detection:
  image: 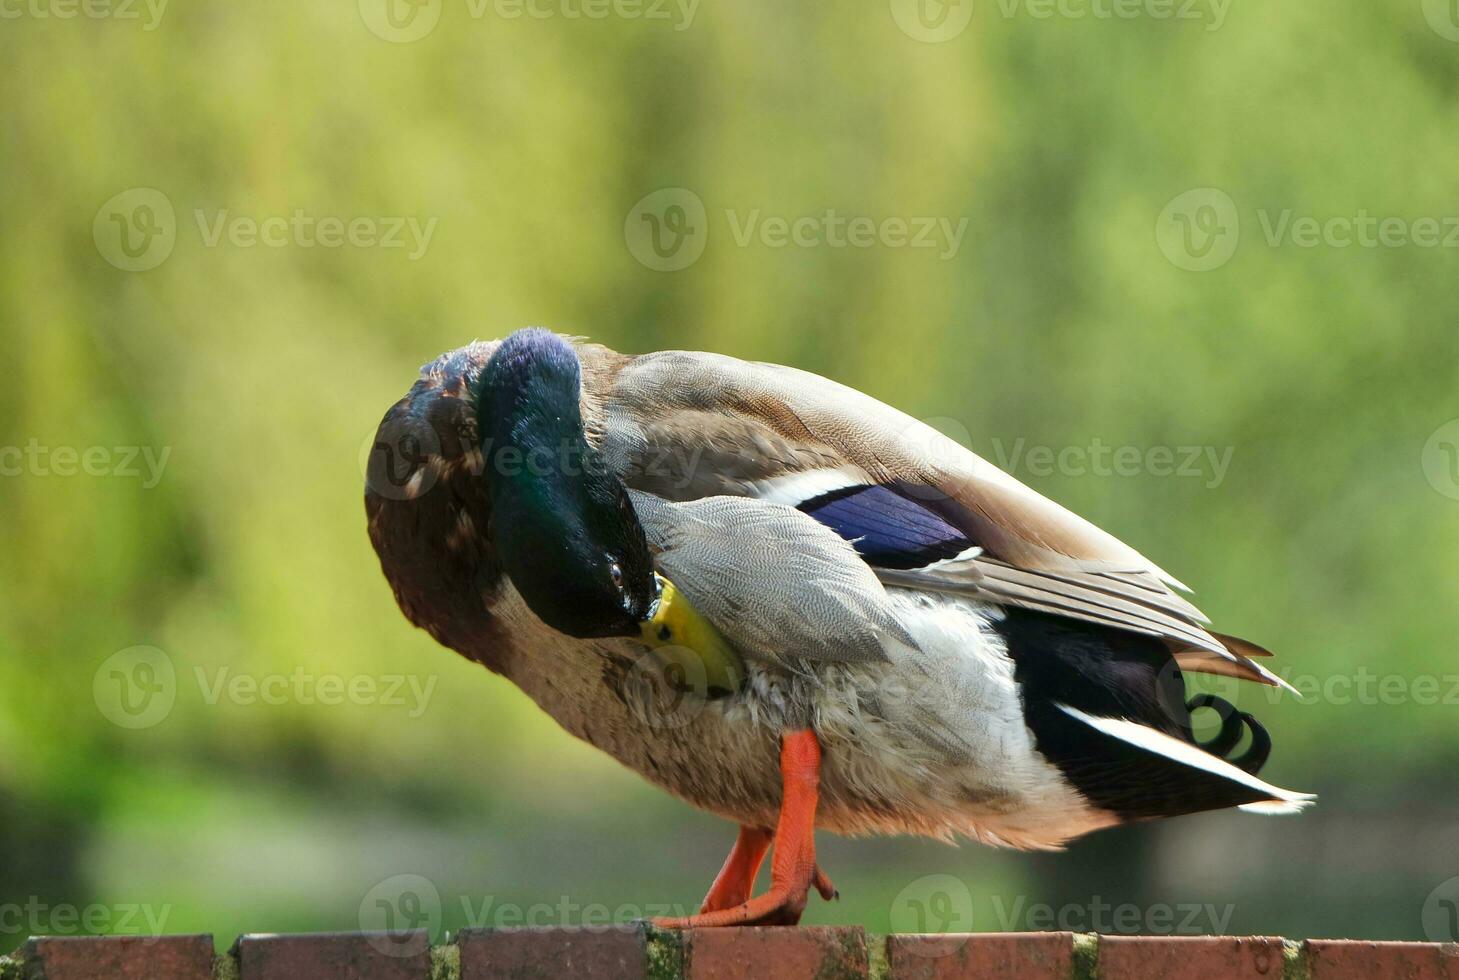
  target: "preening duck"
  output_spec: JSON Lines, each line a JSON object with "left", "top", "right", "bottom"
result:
{"left": 365, "top": 328, "right": 1312, "bottom": 928}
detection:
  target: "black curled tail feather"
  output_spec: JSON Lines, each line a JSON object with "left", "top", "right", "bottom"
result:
{"left": 1183, "top": 694, "right": 1272, "bottom": 776}
{"left": 997, "top": 607, "right": 1296, "bottom": 821}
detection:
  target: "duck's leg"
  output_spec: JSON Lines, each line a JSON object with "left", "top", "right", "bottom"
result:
{"left": 657, "top": 729, "right": 833, "bottom": 928}
{"left": 698, "top": 826, "right": 772, "bottom": 912}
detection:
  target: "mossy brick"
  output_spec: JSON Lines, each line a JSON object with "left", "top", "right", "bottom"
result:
{"left": 1097, "top": 935, "right": 1286, "bottom": 980}
{"left": 1306, "top": 939, "right": 1459, "bottom": 980}
{"left": 886, "top": 931, "right": 1074, "bottom": 979}
{"left": 21, "top": 935, "right": 214, "bottom": 980}
{"left": 684, "top": 926, "right": 867, "bottom": 980}
{"left": 457, "top": 925, "right": 649, "bottom": 980}
{"left": 233, "top": 931, "right": 431, "bottom": 980}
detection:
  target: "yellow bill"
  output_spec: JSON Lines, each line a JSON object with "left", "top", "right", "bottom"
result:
{"left": 639, "top": 574, "right": 746, "bottom": 699}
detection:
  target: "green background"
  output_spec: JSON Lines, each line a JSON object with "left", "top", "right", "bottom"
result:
{"left": 3, "top": 0, "right": 1458, "bottom": 950}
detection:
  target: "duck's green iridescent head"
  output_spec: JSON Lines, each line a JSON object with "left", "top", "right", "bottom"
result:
{"left": 475, "top": 329, "right": 657, "bottom": 639}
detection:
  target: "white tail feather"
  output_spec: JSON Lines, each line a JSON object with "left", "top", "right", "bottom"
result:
{"left": 1238, "top": 799, "right": 1314, "bottom": 815}
{"left": 1056, "top": 703, "right": 1315, "bottom": 811}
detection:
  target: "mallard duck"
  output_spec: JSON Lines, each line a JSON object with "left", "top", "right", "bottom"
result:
{"left": 365, "top": 328, "right": 1311, "bottom": 928}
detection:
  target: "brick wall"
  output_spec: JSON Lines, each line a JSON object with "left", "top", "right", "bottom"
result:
{"left": 4, "top": 929, "right": 1458, "bottom": 979}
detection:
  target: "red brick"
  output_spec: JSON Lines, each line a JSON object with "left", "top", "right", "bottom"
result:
{"left": 886, "top": 932, "right": 1073, "bottom": 979}
{"left": 234, "top": 931, "right": 431, "bottom": 979}
{"left": 22, "top": 934, "right": 214, "bottom": 980}
{"left": 1307, "top": 939, "right": 1459, "bottom": 979}
{"left": 1097, "top": 935, "right": 1286, "bottom": 980}
{"left": 685, "top": 926, "right": 867, "bottom": 980}
{"left": 457, "top": 926, "right": 650, "bottom": 980}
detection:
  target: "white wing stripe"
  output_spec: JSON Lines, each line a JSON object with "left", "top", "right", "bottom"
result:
{"left": 747, "top": 465, "right": 873, "bottom": 507}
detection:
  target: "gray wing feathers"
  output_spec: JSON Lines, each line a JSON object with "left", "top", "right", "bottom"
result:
{"left": 875, "top": 553, "right": 1291, "bottom": 688}
{"left": 601, "top": 345, "right": 1285, "bottom": 686}
{"left": 627, "top": 491, "right": 916, "bottom": 667}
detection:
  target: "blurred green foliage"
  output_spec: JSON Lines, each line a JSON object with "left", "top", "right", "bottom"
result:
{"left": 3, "top": 0, "right": 1458, "bottom": 952}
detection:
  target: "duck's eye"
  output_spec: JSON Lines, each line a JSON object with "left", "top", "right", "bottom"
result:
{"left": 657, "top": 625, "right": 672, "bottom": 642}
{"left": 609, "top": 562, "right": 624, "bottom": 588}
